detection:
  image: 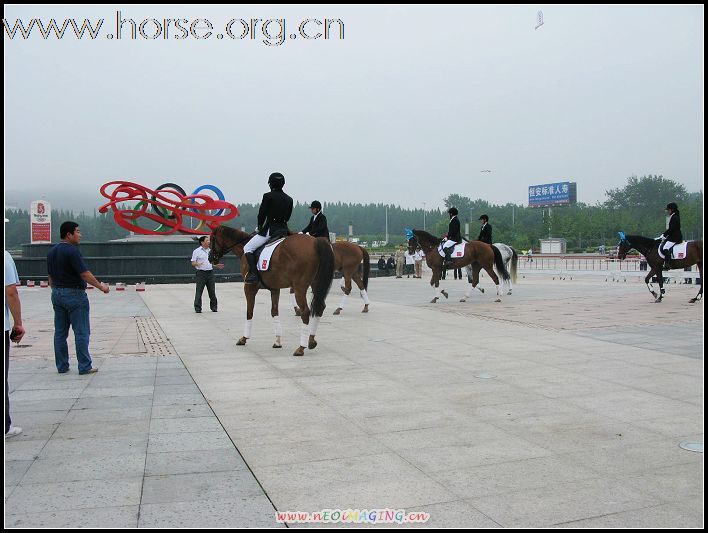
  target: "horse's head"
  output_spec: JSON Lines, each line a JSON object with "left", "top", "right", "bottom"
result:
{"left": 208, "top": 226, "right": 225, "bottom": 264}
{"left": 405, "top": 228, "right": 418, "bottom": 254}
{"left": 617, "top": 231, "right": 631, "bottom": 260}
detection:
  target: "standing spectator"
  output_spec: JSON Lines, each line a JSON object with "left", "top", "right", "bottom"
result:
{"left": 47, "top": 221, "right": 110, "bottom": 375}
{"left": 414, "top": 247, "right": 424, "bottom": 278}
{"left": 377, "top": 255, "right": 386, "bottom": 277}
{"left": 453, "top": 266, "right": 463, "bottom": 280}
{"left": 405, "top": 249, "right": 415, "bottom": 278}
{"left": 191, "top": 235, "right": 224, "bottom": 313}
{"left": 395, "top": 245, "right": 406, "bottom": 278}
{"left": 5, "top": 249, "right": 24, "bottom": 437}
{"left": 386, "top": 255, "right": 396, "bottom": 276}
{"left": 527, "top": 248, "right": 533, "bottom": 263}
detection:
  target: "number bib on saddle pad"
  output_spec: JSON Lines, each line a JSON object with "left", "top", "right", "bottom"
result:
{"left": 257, "top": 237, "right": 286, "bottom": 271}
{"left": 437, "top": 241, "right": 466, "bottom": 259}
{"left": 669, "top": 242, "right": 688, "bottom": 260}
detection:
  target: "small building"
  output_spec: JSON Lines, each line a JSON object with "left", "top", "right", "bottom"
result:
{"left": 540, "top": 238, "right": 566, "bottom": 254}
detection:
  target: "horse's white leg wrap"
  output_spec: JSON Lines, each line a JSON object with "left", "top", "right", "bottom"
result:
{"left": 272, "top": 316, "right": 282, "bottom": 336}
{"left": 360, "top": 289, "right": 370, "bottom": 304}
{"left": 244, "top": 319, "right": 253, "bottom": 338}
{"left": 309, "top": 317, "right": 320, "bottom": 336}
{"left": 300, "top": 324, "right": 309, "bottom": 347}
{"left": 464, "top": 284, "right": 473, "bottom": 299}
{"left": 338, "top": 293, "right": 348, "bottom": 309}
{"left": 291, "top": 292, "right": 298, "bottom": 308}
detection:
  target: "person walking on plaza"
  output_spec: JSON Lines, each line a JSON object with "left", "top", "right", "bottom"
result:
{"left": 477, "top": 214, "right": 493, "bottom": 245}
{"left": 414, "top": 246, "right": 424, "bottom": 278}
{"left": 300, "top": 201, "right": 330, "bottom": 240}
{"left": 395, "top": 245, "right": 406, "bottom": 278}
{"left": 191, "top": 235, "right": 224, "bottom": 313}
{"left": 405, "top": 248, "right": 415, "bottom": 278}
{"left": 47, "top": 221, "right": 110, "bottom": 375}
{"left": 5, "top": 249, "right": 24, "bottom": 437}
{"left": 243, "top": 172, "right": 293, "bottom": 283}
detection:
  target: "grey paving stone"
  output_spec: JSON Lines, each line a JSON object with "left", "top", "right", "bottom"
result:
{"left": 141, "top": 470, "right": 265, "bottom": 504}
{"left": 145, "top": 448, "right": 247, "bottom": 476}
{"left": 5, "top": 506, "right": 140, "bottom": 528}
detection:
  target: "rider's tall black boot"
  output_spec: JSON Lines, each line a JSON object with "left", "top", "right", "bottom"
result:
{"left": 244, "top": 252, "right": 259, "bottom": 283}
{"left": 443, "top": 248, "right": 453, "bottom": 267}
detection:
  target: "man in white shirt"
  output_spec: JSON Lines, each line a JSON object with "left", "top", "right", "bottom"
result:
{"left": 414, "top": 247, "right": 424, "bottom": 278}
{"left": 5, "top": 249, "right": 24, "bottom": 437}
{"left": 191, "top": 236, "right": 224, "bottom": 313}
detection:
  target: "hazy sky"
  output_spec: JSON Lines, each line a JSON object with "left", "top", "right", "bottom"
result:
{"left": 4, "top": 5, "right": 704, "bottom": 211}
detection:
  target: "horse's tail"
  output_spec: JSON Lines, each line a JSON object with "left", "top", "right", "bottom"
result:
{"left": 510, "top": 247, "right": 518, "bottom": 284}
{"left": 492, "top": 245, "right": 510, "bottom": 281}
{"left": 360, "top": 246, "right": 370, "bottom": 290}
{"left": 310, "top": 239, "right": 335, "bottom": 317}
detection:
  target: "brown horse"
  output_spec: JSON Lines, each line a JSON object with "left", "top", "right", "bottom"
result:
{"left": 407, "top": 229, "right": 509, "bottom": 303}
{"left": 617, "top": 232, "right": 703, "bottom": 303}
{"left": 209, "top": 226, "right": 335, "bottom": 356}
{"left": 291, "top": 241, "right": 371, "bottom": 315}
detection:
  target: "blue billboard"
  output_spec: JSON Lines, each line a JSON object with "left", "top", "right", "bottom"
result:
{"left": 528, "top": 182, "right": 577, "bottom": 207}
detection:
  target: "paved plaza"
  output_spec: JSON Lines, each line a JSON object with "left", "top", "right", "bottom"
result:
{"left": 4, "top": 273, "right": 704, "bottom": 527}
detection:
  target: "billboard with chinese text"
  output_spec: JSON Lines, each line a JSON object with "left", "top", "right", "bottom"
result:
{"left": 528, "top": 182, "right": 577, "bottom": 207}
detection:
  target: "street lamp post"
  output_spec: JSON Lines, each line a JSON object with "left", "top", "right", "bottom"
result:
{"left": 422, "top": 202, "right": 426, "bottom": 231}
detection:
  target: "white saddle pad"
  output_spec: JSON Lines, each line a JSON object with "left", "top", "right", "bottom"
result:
{"left": 257, "top": 238, "right": 286, "bottom": 271}
{"left": 437, "top": 241, "right": 466, "bottom": 259}
{"left": 670, "top": 242, "right": 688, "bottom": 260}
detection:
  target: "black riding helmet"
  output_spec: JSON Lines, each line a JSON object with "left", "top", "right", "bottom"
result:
{"left": 268, "top": 172, "right": 285, "bottom": 190}
{"left": 309, "top": 200, "right": 322, "bottom": 210}
{"left": 479, "top": 214, "right": 489, "bottom": 222}
{"left": 447, "top": 207, "right": 458, "bottom": 216}
{"left": 665, "top": 202, "right": 678, "bottom": 211}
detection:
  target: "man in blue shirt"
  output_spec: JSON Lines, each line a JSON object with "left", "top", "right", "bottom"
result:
{"left": 47, "top": 221, "right": 110, "bottom": 375}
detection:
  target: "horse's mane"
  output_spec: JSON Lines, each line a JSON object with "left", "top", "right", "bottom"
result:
{"left": 413, "top": 229, "right": 441, "bottom": 246}
{"left": 216, "top": 225, "right": 252, "bottom": 244}
{"left": 626, "top": 235, "right": 658, "bottom": 249}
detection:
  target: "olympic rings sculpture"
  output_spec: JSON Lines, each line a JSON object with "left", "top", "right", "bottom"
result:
{"left": 99, "top": 181, "right": 239, "bottom": 235}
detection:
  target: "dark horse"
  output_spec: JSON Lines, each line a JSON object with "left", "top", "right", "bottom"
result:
{"left": 291, "top": 241, "right": 371, "bottom": 316}
{"left": 407, "top": 229, "right": 509, "bottom": 303}
{"left": 617, "top": 232, "right": 703, "bottom": 303}
{"left": 209, "top": 226, "right": 335, "bottom": 356}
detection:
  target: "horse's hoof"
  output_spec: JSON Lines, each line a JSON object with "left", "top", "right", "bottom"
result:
{"left": 689, "top": 298, "right": 697, "bottom": 303}
{"left": 340, "top": 286, "right": 347, "bottom": 293}
{"left": 495, "top": 298, "right": 502, "bottom": 303}
{"left": 654, "top": 298, "right": 662, "bottom": 303}
{"left": 294, "top": 307, "right": 301, "bottom": 316}
{"left": 236, "top": 337, "right": 247, "bottom": 346}
{"left": 479, "top": 288, "right": 485, "bottom": 293}
{"left": 459, "top": 298, "right": 466, "bottom": 302}
{"left": 272, "top": 343, "right": 282, "bottom": 349}
{"left": 430, "top": 298, "right": 438, "bottom": 303}
{"left": 293, "top": 347, "right": 305, "bottom": 356}
{"left": 507, "top": 291, "right": 512, "bottom": 295}
{"left": 441, "top": 290, "right": 449, "bottom": 299}
{"left": 308, "top": 340, "right": 318, "bottom": 350}
{"left": 361, "top": 305, "right": 369, "bottom": 313}
{"left": 333, "top": 308, "right": 342, "bottom": 315}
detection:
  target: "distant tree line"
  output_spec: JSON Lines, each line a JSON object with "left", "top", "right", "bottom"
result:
{"left": 4, "top": 175, "right": 702, "bottom": 253}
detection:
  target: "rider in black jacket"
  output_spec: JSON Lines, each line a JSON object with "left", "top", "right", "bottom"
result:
{"left": 660, "top": 202, "right": 682, "bottom": 269}
{"left": 300, "top": 201, "right": 330, "bottom": 240}
{"left": 477, "top": 214, "right": 492, "bottom": 245}
{"left": 243, "top": 172, "right": 293, "bottom": 283}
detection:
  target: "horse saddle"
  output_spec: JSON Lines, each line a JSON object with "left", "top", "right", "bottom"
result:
{"left": 437, "top": 241, "right": 466, "bottom": 259}
{"left": 255, "top": 237, "right": 286, "bottom": 271}
{"left": 667, "top": 242, "right": 688, "bottom": 260}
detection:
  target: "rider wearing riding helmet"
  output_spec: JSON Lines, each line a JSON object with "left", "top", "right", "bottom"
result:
{"left": 442, "top": 207, "right": 462, "bottom": 266}
{"left": 243, "top": 172, "right": 293, "bottom": 283}
{"left": 477, "top": 214, "right": 493, "bottom": 245}
{"left": 659, "top": 202, "right": 682, "bottom": 269}
{"left": 300, "top": 200, "right": 330, "bottom": 240}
